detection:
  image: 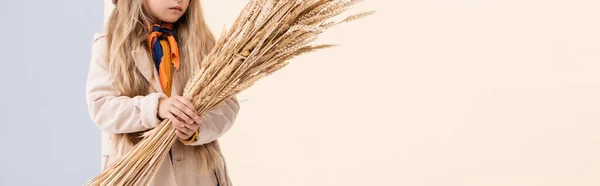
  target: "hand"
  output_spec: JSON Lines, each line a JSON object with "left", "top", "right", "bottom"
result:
{"left": 174, "top": 115, "right": 203, "bottom": 140}
{"left": 157, "top": 96, "right": 204, "bottom": 140}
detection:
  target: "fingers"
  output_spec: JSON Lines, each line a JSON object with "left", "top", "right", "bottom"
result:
{"left": 175, "top": 130, "right": 188, "bottom": 139}
{"left": 166, "top": 114, "right": 186, "bottom": 129}
{"left": 193, "top": 115, "right": 204, "bottom": 126}
{"left": 175, "top": 123, "right": 195, "bottom": 137}
{"left": 174, "top": 96, "right": 198, "bottom": 118}
{"left": 186, "top": 121, "right": 201, "bottom": 132}
{"left": 169, "top": 106, "right": 194, "bottom": 124}
{"left": 171, "top": 116, "right": 195, "bottom": 139}
{"left": 164, "top": 96, "right": 202, "bottom": 140}
{"left": 176, "top": 116, "right": 200, "bottom": 136}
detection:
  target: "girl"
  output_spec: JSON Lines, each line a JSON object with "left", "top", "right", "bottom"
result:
{"left": 86, "top": 0, "right": 239, "bottom": 185}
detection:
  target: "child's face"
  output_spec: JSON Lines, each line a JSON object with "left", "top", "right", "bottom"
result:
{"left": 144, "top": 0, "right": 190, "bottom": 23}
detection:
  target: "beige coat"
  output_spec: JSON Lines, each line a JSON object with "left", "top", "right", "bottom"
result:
{"left": 86, "top": 33, "right": 239, "bottom": 186}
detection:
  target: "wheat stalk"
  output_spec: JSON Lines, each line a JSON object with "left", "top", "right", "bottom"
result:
{"left": 86, "top": 0, "right": 373, "bottom": 185}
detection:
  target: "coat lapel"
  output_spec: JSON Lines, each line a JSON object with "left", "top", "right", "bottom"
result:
{"left": 131, "top": 47, "right": 164, "bottom": 94}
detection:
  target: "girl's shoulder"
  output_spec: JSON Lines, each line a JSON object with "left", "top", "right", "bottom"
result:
{"left": 93, "top": 32, "right": 107, "bottom": 45}
{"left": 92, "top": 32, "right": 108, "bottom": 56}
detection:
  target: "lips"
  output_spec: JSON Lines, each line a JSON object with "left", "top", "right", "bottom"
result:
{"left": 169, "top": 6, "right": 183, "bottom": 12}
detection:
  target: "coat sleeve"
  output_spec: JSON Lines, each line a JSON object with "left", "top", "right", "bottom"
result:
{"left": 86, "top": 34, "right": 166, "bottom": 134}
{"left": 182, "top": 96, "right": 240, "bottom": 146}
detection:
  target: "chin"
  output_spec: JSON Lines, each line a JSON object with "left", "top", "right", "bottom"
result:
{"left": 160, "top": 16, "right": 182, "bottom": 23}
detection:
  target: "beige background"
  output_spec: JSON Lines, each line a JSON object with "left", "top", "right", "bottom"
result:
{"left": 104, "top": 1, "right": 600, "bottom": 185}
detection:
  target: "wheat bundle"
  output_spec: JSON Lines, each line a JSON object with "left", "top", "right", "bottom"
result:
{"left": 86, "top": 0, "right": 373, "bottom": 185}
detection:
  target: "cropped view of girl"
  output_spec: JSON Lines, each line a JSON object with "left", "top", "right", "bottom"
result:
{"left": 85, "top": 0, "right": 240, "bottom": 185}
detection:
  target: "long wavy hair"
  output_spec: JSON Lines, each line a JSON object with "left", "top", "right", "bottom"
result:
{"left": 105, "top": 0, "right": 222, "bottom": 171}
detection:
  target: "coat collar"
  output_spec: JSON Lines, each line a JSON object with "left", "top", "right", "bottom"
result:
{"left": 131, "top": 46, "right": 164, "bottom": 94}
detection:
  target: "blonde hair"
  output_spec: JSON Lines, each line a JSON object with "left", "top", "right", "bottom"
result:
{"left": 105, "top": 0, "right": 221, "bottom": 171}
{"left": 106, "top": 0, "right": 215, "bottom": 96}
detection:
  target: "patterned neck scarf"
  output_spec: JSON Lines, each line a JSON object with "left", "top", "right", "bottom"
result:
{"left": 147, "top": 23, "right": 181, "bottom": 97}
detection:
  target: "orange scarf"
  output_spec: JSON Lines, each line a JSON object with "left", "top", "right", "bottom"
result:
{"left": 147, "top": 23, "right": 180, "bottom": 97}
